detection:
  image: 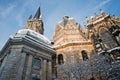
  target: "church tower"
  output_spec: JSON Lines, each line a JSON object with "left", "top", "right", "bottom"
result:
{"left": 25, "top": 7, "right": 44, "bottom": 34}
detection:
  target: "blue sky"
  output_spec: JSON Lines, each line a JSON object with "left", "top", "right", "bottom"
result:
{"left": 0, "top": 0, "right": 120, "bottom": 50}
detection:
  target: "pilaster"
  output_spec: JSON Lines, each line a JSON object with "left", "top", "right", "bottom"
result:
{"left": 17, "top": 52, "right": 26, "bottom": 80}
{"left": 42, "top": 59, "right": 47, "bottom": 80}
{"left": 47, "top": 61, "right": 52, "bottom": 80}
{"left": 25, "top": 55, "right": 33, "bottom": 80}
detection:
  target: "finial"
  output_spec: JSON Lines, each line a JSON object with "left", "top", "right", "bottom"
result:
{"left": 112, "top": 14, "right": 115, "bottom": 17}
{"left": 94, "top": 13, "right": 98, "bottom": 17}
{"left": 85, "top": 16, "right": 89, "bottom": 23}
{"left": 84, "top": 24, "right": 87, "bottom": 29}
{"left": 99, "top": 9, "right": 103, "bottom": 13}
{"left": 90, "top": 16, "right": 94, "bottom": 20}
{"left": 99, "top": 9, "right": 106, "bottom": 16}
{"left": 63, "top": 16, "right": 69, "bottom": 19}
{"left": 85, "top": 16, "right": 89, "bottom": 21}
{"left": 83, "top": 22, "right": 86, "bottom": 28}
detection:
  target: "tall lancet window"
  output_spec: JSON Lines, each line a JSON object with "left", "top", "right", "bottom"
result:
{"left": 58, "top": 54, "right": 64, "bottom": 65}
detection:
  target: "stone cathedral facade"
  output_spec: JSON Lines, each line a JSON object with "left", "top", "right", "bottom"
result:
{"left": 54, "top": 9, "right": 120, "bottom": 80}
{"left": 0, "top": 6, "right": 120, "bottom": 80}
{"left": 54, "top": 9, "right": 120, "bottom": 64}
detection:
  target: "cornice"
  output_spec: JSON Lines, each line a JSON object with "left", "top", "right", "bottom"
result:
{"left": 54, "top": 41, "right": 92, "bottom": 49}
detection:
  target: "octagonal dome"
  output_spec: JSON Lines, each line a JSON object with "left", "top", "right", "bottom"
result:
{"left": 15, "top": 29, "right": 51, "bottom": 44}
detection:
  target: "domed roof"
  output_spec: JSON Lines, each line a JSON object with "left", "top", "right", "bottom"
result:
{"left": 16, "top": 29, "right": 51, "bottom": 44}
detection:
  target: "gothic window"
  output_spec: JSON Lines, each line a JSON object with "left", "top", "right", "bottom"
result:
{"left": 58, "top": 54, "right": 64, "bottom": 65}
{"left": 81, "top": 50, "right": 88, "bottom": 61}
{"left": 99, "top": 28, "right": 117, "bottom": 49}
{"left": 33, "top": 58, "right": 41, "bottom": 69}
{"left": 110, "top": 25, "right": 120, "bottom": 45}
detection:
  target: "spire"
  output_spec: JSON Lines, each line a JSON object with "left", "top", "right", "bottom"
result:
{"left": 34, "top": 7, "right": 41, "bottom": 19}
{"left": 28, "top": 15, "right": 32, "bottom": 20}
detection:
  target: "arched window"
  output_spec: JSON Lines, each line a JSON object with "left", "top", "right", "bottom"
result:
{"left": 99, "top": 27, "right": 117, "bottom": 49}
{"left": 81, "top": 50, "right": 88, "bottom": 61}
{"left": 58, "top": 54, "right": 64, "bottom": 65}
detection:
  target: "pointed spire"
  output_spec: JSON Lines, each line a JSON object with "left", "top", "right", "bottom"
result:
{"left": 34, "top": 7, "right": 41, "bottom": 19}
{"left": 28, "top": 15, "right": 32, "bottom": 20}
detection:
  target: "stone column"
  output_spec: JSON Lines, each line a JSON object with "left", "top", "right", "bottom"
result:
{"left": 25, "top": 55, "right": 33, "bottom": 80}
{"left": 47, "top": 61, "right": 52, "bottom": 80}
{"left": 42, "top": 59, "right": 47, "bottom": 80}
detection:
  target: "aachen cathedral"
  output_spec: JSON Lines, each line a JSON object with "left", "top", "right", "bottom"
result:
{"left": 0, "top": 7, "right": 120, "bottom": 80}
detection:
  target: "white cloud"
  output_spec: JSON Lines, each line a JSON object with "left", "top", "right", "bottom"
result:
{"left": 92, "top": 0, "right": 111, "bottom": 10}
{"left": 15, "top": 0, "right": 34, "bottom": 28}
{"left": 0, "top": 4, "right": 16, "bottom": 18}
